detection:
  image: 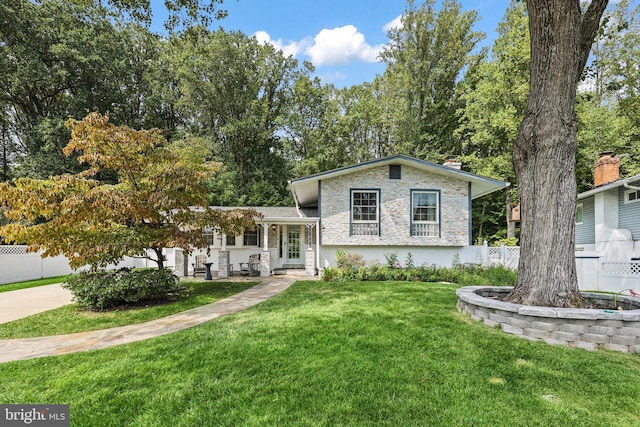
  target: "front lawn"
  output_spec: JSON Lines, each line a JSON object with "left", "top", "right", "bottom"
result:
{"left": 1, "top": 281, "right": 639, "bottom": 426}
{"left": 0, "top": 275, "right": 71, "bottom": 293}
{"left": 0, "top": 280, "right": 256, "bottom": 338}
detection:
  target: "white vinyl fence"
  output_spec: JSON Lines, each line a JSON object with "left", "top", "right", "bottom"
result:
{"left": 0, "top": 245, "right": 153, "bottom": 285}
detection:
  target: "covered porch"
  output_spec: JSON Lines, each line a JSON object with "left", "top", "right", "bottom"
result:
{"left": 214, "top": 207, "right": 320, "bottom": 278}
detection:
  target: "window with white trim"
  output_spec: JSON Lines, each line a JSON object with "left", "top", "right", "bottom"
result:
{"left": 625, "top": 188, "right": 640, "bottom": 204}
{"left": 243, "top": 226, "right": 261, "bottom": 247}
{"left": 411, "top": 191, "right": 439, "bottom": 237}
{"left": 575, "top": 203, "right": 584, "bottom": 224}
{"left": 351, "top": 190, "right": 379, "bottom": 235}
{"left": 202, "top": 228, "right": 215, "bottom": 246}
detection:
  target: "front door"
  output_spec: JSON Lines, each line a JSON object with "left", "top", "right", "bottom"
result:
{"left": 286, "top": 226, "right": 301, "bottom": 264}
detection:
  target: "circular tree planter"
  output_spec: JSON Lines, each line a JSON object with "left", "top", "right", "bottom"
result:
{"left": 456, "top": 286, "right": 640, "bottom": 353}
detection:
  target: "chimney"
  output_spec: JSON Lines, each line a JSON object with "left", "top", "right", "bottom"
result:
{"left": 594, "top": 151, "right": 619, "bottom": 187}
{"left": 443, "top": 155, "right": 462, "bottom": 170}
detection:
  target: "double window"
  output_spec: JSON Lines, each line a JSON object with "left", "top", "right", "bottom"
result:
{"left": 411, "top": 190, "right": 439, "bottom": 237}
{"left": 351, "top": 190, "right": 379, "bottom": 236}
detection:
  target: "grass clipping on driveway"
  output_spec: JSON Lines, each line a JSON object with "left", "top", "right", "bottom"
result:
{"left": 0, "top": 280, "right": 256, "bottom": 338}
{"left": 1, "top": 281, "right": 640, "bottom": 426}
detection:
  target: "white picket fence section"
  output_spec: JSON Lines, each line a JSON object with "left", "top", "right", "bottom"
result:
{"left": 486, "top": 245, "right": 520, "bottom": 269}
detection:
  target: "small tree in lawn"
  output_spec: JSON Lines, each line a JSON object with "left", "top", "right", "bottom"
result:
{"left": 0, "top": 112, "right": 256, "bottom": 269}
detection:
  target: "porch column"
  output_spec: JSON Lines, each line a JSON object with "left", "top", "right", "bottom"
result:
{"left": 173, "top": 248, "right": 186, "bottom": 278}
{"left": 316, "top": 220, "right": 321, "bottom": 273}
{"left": 218, "top": 250, "right": 230, "bottom": 278}
{"left": 262, "top": 223, "right": 269, "bottom": 250}
{"left": 305, "top": 247, "right": 316, "bottom": 276}
{"left": 306, "top": 223, "right": 317, "bottom": 276}
{"left": 260, "top": 250, "right": 271, "bottom": 277}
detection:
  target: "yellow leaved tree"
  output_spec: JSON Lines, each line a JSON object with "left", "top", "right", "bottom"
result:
{"left": 0, "top": 112, "right": 256, "bottom": 269}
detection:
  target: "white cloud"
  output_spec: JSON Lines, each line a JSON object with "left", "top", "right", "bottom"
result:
{"left": 253, "top": 25, "right": 385, "bottom": 68}
{"left": 383, "top": 15, "right": 403, "bottom": 33}
{"left": 252, "top": 31, "right": 311, "bottom": 58}
{"left": 304, "top": 25, "right": 385, "bottom": 66}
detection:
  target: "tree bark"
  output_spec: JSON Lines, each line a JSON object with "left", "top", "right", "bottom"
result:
{"left": 508, "top": 0, "right": 608, "bottom": 307}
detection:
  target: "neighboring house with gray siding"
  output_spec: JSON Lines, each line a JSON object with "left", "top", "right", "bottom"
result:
{"left": 575, "top": 152, "right": 640, "bottom": 291}
{"left": 192, "top": 155, "right": 507, "bottom": 278}
{"left": 576, "top": 175, "right": 640, "bottom": 259}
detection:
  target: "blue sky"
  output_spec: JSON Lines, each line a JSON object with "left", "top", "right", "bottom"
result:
{"left": 148, "top": 0, "right": 622, "bottom": 88}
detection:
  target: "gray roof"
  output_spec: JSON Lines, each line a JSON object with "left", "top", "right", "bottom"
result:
{"left": 289, "top": 154, "right": 509, "bottom": 208}
{"left": 577, "top": 174, "right": 640, "bottom": 200}
{"left": 210, "top": 206, "right": 317, "bottom": 221}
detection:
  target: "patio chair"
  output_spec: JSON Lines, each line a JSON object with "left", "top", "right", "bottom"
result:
{"left": 192, "top": 254, "right": 207, "bottom": 277}
{"left": 240, "top": 254, "right": 261, "bottom": 276}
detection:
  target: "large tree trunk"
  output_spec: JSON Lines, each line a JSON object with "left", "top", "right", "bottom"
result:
{"left": 508, "top": 0, "right": 608, "bottom": 307}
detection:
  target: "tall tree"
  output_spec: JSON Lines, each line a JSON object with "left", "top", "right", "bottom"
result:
{"left": 379, "top": 0, "right": 484, "bottom": 160}
{"left": 583, "top": 0, "right": 640, "bottom": 177}
{"left": 457, "top": 0, "right": 530, "bottom": 243}
{"left": 0, "top": 0, "right": 165, "bottom": 178}
{"left": 336, "top": 83, "right": 391, "bottom": 162}
{"left": 281, "top": 75, "right": 341, "bottom": 177}
{"left": 172, "top": 29, "right": 301, "bottom": 205}
{"left": 508, "top": 0, "right": 609, "bottom": 307}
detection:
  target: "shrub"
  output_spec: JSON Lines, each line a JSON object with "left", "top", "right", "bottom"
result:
{"left": 63, "top": 268, "right": 187, "bottom": 310}
{"left": 384, "top": 252, "right": 400, "bottom": 268}
{"left": 405, "top": 252, "right": 415, "bottom": 269}
{"left": 335, "top": 249, "right": 366, "bottom": 271}
{"left": 322, "top": 262, "right": 517, "bottom": 286}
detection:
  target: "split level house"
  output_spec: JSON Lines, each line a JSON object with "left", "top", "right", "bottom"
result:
{"left": 182, "top": 154, "right": 508, "bottom": 277}
{"left": 575, "top": 152, "right": 640, "bottom": 291}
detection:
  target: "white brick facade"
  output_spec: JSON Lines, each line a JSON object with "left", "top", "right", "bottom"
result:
{"left": 319, "top": 164, "right": 470, "bottom": 246}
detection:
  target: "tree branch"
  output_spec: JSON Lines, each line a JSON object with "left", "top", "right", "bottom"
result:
{"left": 577, "top": 0, "right": 610, "bottom": 82}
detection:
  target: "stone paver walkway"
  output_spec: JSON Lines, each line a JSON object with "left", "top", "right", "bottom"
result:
{"left": 0, "top": 276, "right": 298, "bottom": 363}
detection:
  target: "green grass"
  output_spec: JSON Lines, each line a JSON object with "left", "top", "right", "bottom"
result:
{"left": 0, "top": 280, "right": 256, "bottom": 338}
{"left": 1, "top": 281, "right": 639, "bottom": 426}
{"left": 0, "top": 275, "right": 71, "bottom": 293}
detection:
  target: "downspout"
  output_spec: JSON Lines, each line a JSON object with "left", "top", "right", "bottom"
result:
{"left": 624, "top": 182, "right": 640, "bottom": 191}
{"left": 288, "top": 180, "right": 303, "bottom": 218}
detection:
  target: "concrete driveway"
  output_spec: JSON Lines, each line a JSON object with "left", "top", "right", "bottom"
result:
{"left": 0, "top": 284, "right": 73, "bottom": 324}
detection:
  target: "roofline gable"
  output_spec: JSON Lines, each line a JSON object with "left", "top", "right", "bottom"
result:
{"left": 577, "top": 174, "right": 640, "bottom": 200}
{"left": 289, "top": 154, "right": 509, "bottom": 207}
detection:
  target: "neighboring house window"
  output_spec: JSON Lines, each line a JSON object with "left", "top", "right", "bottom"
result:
{"left": 243, "top": 226, "right": 261, "bottom": 247}
{"left": 576, "top": 203, "right": 583, "bottom": 224}
{"left": 351, "top": 190, "right": 379, "bottom": 236}
{"left": 625, "top": 188, "right": 640, "bottom": 204}
{"left": 411, "top": 190, "right": 439, "bottom": 237}
{"left": 226, "top": 235, "right": 236, "bottom": 246}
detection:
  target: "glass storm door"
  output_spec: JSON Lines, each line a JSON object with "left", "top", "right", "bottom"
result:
{"left": 286, "top": 226, "right": 301, "bottom": 263}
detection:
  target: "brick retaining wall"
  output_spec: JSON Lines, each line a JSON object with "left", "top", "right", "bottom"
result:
{"left": 456, "top": 286, "right": 640, "bottom": 353}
